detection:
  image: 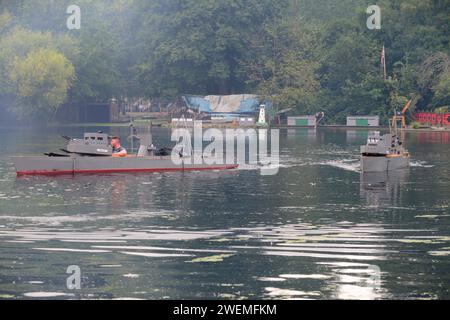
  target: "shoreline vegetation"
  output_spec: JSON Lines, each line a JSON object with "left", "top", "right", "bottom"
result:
{"left": 0, "top": 1, "right": 450, "bottom": 125}
{"left": 1, "top": 121, "right": 448, "bottom": 133}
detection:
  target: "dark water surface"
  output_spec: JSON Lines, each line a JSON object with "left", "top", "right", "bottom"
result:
{"left": 0, "top": 126, "right": 449, "bottom": 299}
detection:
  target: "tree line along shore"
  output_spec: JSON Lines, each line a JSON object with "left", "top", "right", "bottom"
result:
{"left": 0, "top": 0, "right": 449, "bottom": 125}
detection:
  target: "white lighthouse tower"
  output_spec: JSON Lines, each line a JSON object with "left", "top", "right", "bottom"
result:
{"left": 257, "top": 104, "right": 268, "bottom": 127}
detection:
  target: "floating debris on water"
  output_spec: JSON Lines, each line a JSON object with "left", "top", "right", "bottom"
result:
{"left": 190, "top": 253, "right": 235, "bottom": 263}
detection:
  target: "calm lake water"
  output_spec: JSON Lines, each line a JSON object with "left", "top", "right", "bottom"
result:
{"left": 0, "top": 125, "right": 449, "bottom": 300}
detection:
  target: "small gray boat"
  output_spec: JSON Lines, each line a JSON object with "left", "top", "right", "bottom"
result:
{"left": 360, "top": 119, "right": 410, "bottom": 172}
{"left": 13, "top": 131, "right": 238, "bottom": 176}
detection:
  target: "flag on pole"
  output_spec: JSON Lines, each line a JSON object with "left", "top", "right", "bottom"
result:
{"left": 381, "top": 45, "right": 386, "bottom": 80}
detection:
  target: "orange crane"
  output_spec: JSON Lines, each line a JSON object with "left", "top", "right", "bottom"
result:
{"left": 400, "top": 98, "right": 414, "bottom": 128}
{"left": 391, "top": 97, "right": 414, "bottom": 129}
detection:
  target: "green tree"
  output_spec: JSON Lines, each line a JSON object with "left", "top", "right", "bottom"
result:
{"left": 433, "top": 72, "right": 450, "bottom": 108}
{"left": 0, "top": 9, "right": 12, "bottom": 33}
{"left": 2, "top": 0, "right": 450, "bottom": 124}
{"left": 246, "top": 16, "right": 321, "bottom": 113}
{"left": 0, "top": 27, "right": 78, "bottom": 94}
{"left": 9, "top": 48, "right": 75, "bottom": 121}
{"left": 135, "top": 0, "right": 287, "bottom": 99}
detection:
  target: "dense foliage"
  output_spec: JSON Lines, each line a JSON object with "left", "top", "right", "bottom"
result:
{"left": 0, "top": 0, "right": 449, "bottom": 123}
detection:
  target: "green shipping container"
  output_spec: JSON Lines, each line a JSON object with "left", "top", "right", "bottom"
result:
{"left": 295, "top": 119, "right": 309, "bottom": 126}
{"left": 356, "top": 119, "right": 369, "bottom": 126}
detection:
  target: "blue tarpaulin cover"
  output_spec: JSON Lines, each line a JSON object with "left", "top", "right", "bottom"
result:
{"left": 182, "top": 94, "right": 272, "bottom": 114}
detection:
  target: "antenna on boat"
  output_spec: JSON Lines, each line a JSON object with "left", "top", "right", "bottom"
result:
{"left": 175, "top": 114, "right": 193, "bottom": 157}
{"left": 127, "top": 120, "right": 139, "bottom": 153}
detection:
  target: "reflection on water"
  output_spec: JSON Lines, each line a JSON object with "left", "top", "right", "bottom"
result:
{"left": 0, "top": 126, "right": 450, "bottom": 299}
{"left": 287, "top": 128, "right": 317, "bottom": 141}
{"left": 360, "top": 170, "right": 409, "bottom": 208}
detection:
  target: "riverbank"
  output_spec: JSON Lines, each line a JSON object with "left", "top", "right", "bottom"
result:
{"left": 69, "top": 124, "right": 449, "bottom": 134}
{"left": 1, "top": 121, "right": 449, "bottom": 132}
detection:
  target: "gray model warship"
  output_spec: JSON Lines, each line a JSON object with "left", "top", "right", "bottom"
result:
{"left": 360, "top": 114, "right": 410, "bottom": 172}
{"left": 13, "top": 129, "right": 238, "bottom": 176}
